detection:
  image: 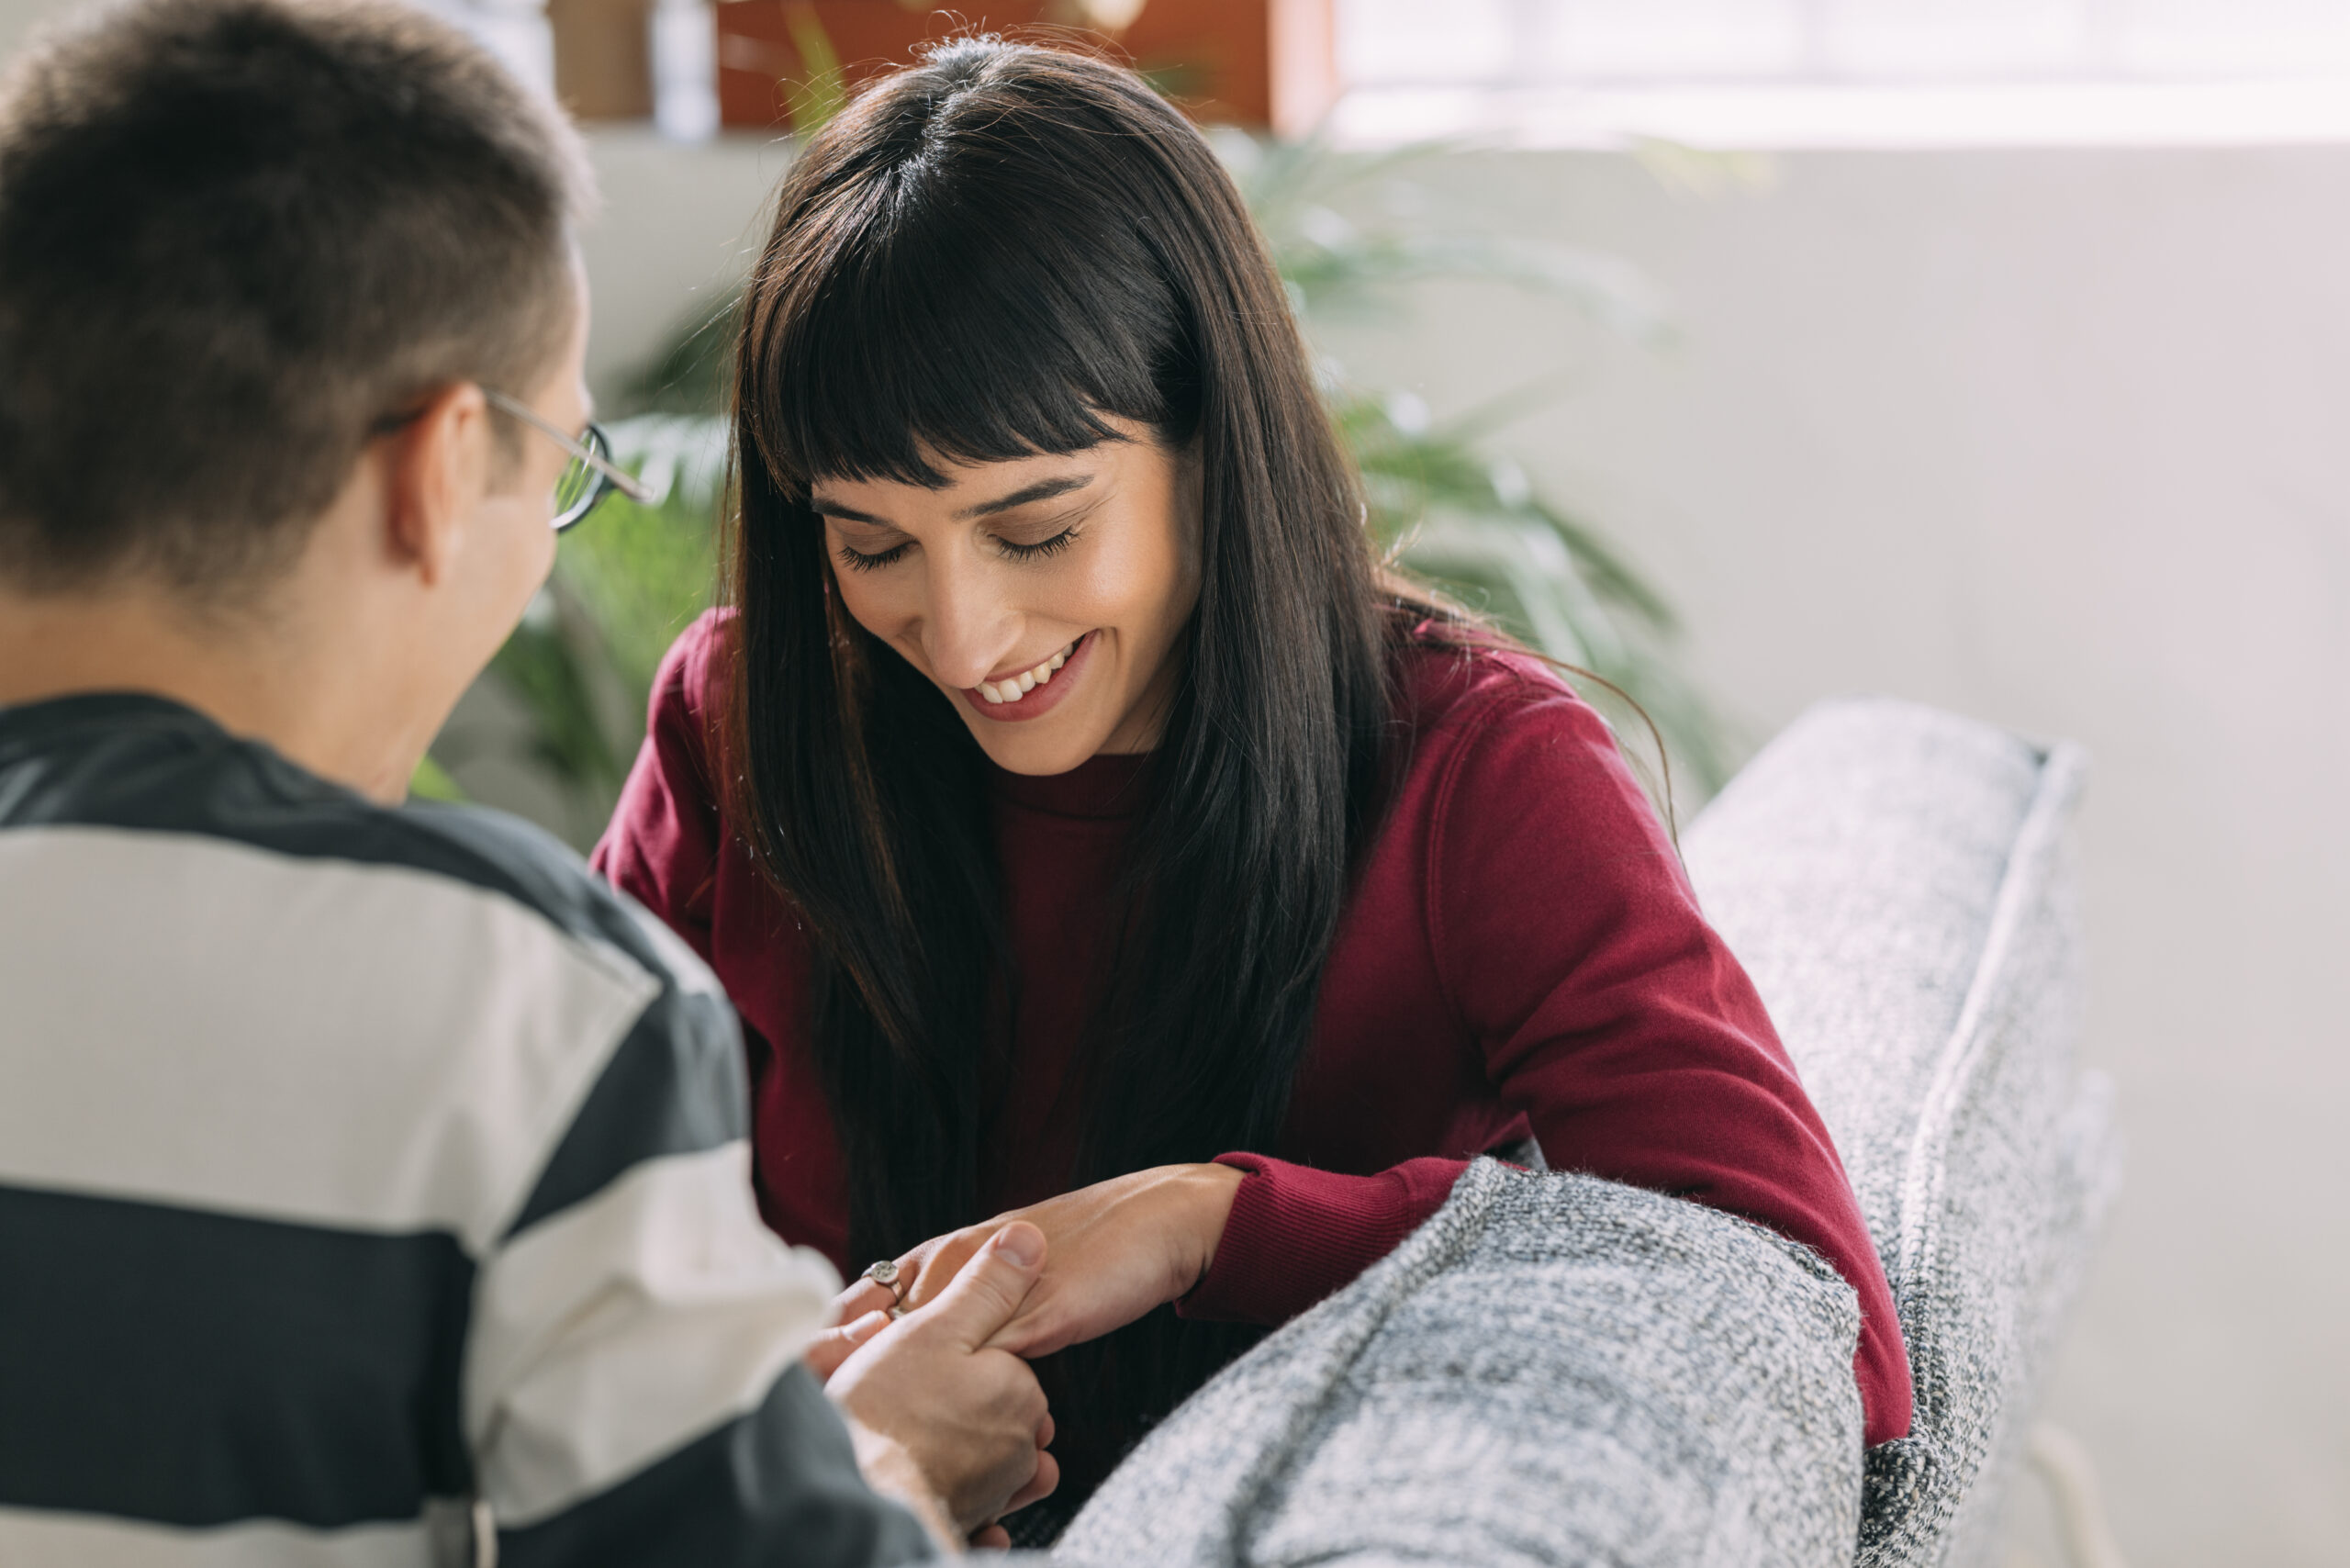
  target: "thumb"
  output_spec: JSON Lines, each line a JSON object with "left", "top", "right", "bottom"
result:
{"left": 923, "top": 1222, "right": 1046, "bottom": 1350}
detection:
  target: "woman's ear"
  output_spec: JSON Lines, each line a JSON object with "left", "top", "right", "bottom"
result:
{"left": 383, "top": 382, "right": 491, "bottom": 588}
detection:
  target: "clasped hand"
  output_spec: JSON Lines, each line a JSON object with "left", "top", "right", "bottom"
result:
{"left": 856, "top": 1162, "right": 1247, "bottom": 1360}
{"left": 806, "top": 1165, "right": 1245, "bottom": 1545}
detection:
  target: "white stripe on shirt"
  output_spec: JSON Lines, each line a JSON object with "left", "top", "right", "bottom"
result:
{"left": 0, "top": 826, "right": 659, "bottom": 1254}
{"left": 466, "top": 1141, "right": 840, "bottom": 1527}
{"left": 0, "top": 1505, "right": 446, "bottom": 1568}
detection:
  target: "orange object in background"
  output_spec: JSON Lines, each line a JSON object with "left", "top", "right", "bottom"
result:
{"left": 714, "top": 0, "right": 1337, "bottom": 135}
{"left": 552, "top": 0, "right": 656, "bottom": 119}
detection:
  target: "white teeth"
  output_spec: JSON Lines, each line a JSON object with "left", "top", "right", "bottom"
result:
{"left": 975, "top": 641, "right": 1079, "bottom": 707}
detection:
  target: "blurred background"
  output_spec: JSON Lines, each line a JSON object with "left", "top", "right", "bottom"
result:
{"left": 4, "top": 0, "right": 2343, "bottom": 1562}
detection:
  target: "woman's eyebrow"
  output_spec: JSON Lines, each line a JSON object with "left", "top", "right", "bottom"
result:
{"left": 810, "top": 474, "right": 1092, "bottom": 526}
{"left": 955, "top": 474, "right": 1091, "bottom": 520}
{"left": 808, "top": 495, "right": 893, "bottom": 526}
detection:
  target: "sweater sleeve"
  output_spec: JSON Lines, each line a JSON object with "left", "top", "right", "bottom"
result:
{"left": 591, "top": 611, "right": 727, "bottom": 967}
{"left": 1182, "top": 676, "right": 1912, "bottom": 1447}
{"left": 1179, "top": 1154, "right": 1470, "bottom": 1327}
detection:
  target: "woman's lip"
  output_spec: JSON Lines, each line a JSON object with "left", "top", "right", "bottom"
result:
{"left": 960, "top": 631, "right": 1095, "bottom": 723}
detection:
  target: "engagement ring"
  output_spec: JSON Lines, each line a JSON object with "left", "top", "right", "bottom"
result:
{"left": 861, "top": 1259, "right": 908, "bottom": 1318}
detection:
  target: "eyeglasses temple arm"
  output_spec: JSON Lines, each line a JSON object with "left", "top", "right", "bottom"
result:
{"left": 483, "top": 388, "right": 657, "bottom": 505}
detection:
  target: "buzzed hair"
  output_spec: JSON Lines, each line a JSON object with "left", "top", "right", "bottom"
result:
{"left": 0, "top": 0, "right": 593, "bottom": 597}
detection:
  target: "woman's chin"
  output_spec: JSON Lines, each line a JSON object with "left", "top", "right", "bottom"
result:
{"left": 951, "top": 630, "right": 1125, "bottom": 774}
{"left": 965, "top": 712, "right": 1110, "bottom": 777}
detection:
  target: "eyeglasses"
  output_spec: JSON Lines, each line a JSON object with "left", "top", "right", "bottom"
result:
{"left": 371, "top": 388, "right": 655, "bottom": 532}
{"left": 481, "top": 389, "right": 655, "bottom": 532}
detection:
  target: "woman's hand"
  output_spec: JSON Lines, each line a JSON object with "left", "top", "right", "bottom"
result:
{"left": 828, "top": 1223, "right": 1059, "bottom": 1540}
{"left": 890, "top": 1163, "right": 1247, "bottom": 1360}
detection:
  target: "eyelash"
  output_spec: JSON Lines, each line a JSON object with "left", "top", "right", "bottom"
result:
{"left": 835, "top": 542, "right": 911, "bottom": 573}
{"left": 1000, "top": 525, "right": 1081, "bottom": 563}
{"left": 834, "top": 525, "right": 1081, "bottom": 574}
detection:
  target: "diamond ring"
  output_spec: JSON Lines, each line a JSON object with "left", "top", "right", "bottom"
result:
{"left": 861, "top": 1258, "right": 908, "bottom": 1318}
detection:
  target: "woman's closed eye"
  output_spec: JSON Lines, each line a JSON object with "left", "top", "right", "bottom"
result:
{"left": 833, "top": 522, "right": 1084, "bottom": 573}
{"left": 835, "top": 538, "right": 912, "bottom": 573}
{"left": 997, "top": 523, "right": 1081, "bottom": 563}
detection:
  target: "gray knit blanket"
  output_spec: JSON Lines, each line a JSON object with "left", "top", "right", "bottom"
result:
{"left": 1045, "top": 699, "right": 2118, "bottom": 1568}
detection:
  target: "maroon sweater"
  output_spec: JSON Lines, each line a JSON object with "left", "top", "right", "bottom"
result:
{"left": 594, "top": 611, "right": 1911, "bottom": 1446}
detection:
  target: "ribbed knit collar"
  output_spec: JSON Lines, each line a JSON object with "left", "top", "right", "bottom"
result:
{"left": 987, "top": 748, "right": 1153, "bottom": 822}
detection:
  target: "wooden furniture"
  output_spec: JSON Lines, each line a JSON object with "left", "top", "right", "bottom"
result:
{"left": 711, "top": 0, "right": 1336, "bottom": 133}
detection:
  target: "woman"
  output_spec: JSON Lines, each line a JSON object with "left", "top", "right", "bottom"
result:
{"left": 595, "top": 36, "right": 1908, "bottom": 1526}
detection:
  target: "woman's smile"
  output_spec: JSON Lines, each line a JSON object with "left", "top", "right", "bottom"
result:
{"left": 962, "top": 631, "right": 1095, "bottom": 721}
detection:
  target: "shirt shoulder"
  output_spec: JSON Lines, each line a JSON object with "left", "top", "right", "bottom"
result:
{"left": 649, "top": 606, "right": 736, "bottom": 738}
{"left": 2, "top": 689, "right": 697, "bottom": 989}
{"left": 1383, "top": 637, "right": 1639, "bottom": 822}
{"left": 0, "top": 693, "right": 740, "bottom": 1244}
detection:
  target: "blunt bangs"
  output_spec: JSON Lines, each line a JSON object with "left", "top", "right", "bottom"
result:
{"left": 749, "top": 124, "right": 1199, "bottom": 492}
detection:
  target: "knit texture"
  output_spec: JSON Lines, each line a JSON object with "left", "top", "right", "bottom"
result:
{"left": 1055, "top": 1161, "right": 1865, "bottom": 1568}
{"left": 1684, "top": 700, "right": 2121, "bottom": 1568}
{"left": 1042, "top": 698, "right": 2118, "bottom": 1568}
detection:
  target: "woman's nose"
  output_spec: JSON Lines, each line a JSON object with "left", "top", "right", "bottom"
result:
{"left": 918, "top": 557, "right": 1021, "bottom": 690}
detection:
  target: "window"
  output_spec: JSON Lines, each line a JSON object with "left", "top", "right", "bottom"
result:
{"left": 1333, "top": 0, "right": 2350, "bottom": 146}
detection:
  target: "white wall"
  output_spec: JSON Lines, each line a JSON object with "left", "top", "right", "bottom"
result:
{"left": 576, "top": 127, "right": 785, "bottom": 401}
{"left": 1299, "top": 146, "right": 2350, "bottom": 1568}
{"left": 0, "top": 0, "right": 66, "bottom": 52}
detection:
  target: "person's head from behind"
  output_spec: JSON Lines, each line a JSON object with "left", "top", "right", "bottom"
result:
{"left": 0, "top": 0, "right": 594, "bottom": 798}
{"left": 731, "top": 36, "right": 1416, "bottom": 1479}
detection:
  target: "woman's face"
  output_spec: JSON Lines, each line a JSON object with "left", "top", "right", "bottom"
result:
{"left": 813, "top": 418, "right": 1202, "bottom": 776}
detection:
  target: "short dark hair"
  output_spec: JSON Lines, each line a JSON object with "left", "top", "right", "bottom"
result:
{"left": 0, "top": 0, "right": 592, "bottom": 596}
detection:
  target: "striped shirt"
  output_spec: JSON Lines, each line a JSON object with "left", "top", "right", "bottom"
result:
{"left": 0, "top": 693, "right": 935, "bottom": 1567}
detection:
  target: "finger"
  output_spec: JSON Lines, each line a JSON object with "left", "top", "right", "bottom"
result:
{"left": 969, "top": 1525, "right": 1012, "bottom": 1551}
{"left": 979, "top": 1284, "right": 1108, "bottom": 1361}
{"left": 979, "top": 1296, "right": 1070, "bottom": 1361}
{"left": 831, "top": 1277, "right": 896, "bottom": 1325}
{"left": 900, "top": 1234, "right": 979, "bottom": 1313}
{"left": 801, "top": 1309, "right": 891, "bottom": 1382}
{"left": 1002, "top": 1447, "right": 1059, "bottom": 1514}
{"left": 918, "top": 1222, "right": 1046, "bottom": 1350}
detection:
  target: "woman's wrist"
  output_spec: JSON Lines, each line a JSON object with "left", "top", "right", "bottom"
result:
{"left": 1184, "top": 1160, "right": 1248, "bottom": 1278}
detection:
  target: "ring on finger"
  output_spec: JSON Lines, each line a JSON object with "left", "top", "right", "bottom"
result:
{"left": 859, "top": 1260, "right": 902, "bottom": 1316}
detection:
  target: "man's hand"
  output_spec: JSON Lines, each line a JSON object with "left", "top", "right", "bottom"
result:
{"left": 827, "top": 1222, "right": 1060, "bottom": 1540}
{"left": 889, "top": 1164, "right": 1247, "bottom": 1361}
{"left": 804, "top": 1288, "right": 892, "bottom": 1383}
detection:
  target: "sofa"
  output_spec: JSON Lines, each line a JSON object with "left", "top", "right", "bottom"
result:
{"left": 1047, "top": 698, "right": 2121, "bottom": 1568}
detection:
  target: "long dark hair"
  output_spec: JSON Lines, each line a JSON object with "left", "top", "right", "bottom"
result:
{"left": 724, "top": 36, "right": 1442, "bottom": 1499}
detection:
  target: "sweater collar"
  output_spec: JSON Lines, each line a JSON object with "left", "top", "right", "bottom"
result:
{"left": 988, "top": 749, "right": 1153, "bottom": 822}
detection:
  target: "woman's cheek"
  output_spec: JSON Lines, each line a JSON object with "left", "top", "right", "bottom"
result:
{"left": 1065, "top": 552, "right": 1127, "bottom": 625}
{"left": 1080, "top": 521, "right": 1171, "bottom": 627}
{"left": 833, "top": 567, "right": 907, "bottom": 644}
